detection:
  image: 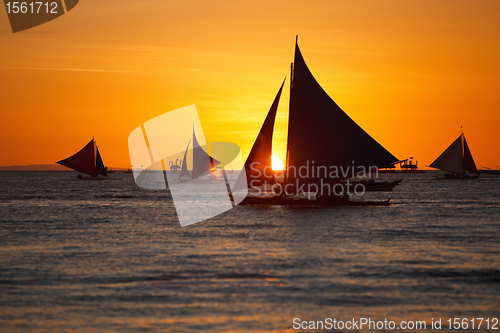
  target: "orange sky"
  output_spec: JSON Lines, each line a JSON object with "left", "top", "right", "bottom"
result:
{"left": 1, "top": 0, "right": 499, "bottom": 169}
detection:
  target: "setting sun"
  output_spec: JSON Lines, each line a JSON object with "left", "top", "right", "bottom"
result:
{"left": 271, "top": 155, "right": 284, "bottom": 170}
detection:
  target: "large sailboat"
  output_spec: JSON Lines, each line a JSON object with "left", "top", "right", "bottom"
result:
{"left": 429, "top": 131, "right": 479, "bottom": 179}
{"left": 56, "top": 138, "right": 108, "bottom": 179}
{"left": 178, "top": 128, "right": 221, "bottom": 183}
{"left": 236, "top": 37, "right": 398, "bottom": 205}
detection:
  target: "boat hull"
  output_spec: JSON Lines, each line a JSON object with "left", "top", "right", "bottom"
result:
{"left": 179, "top": 178, "right": 214, "bottom": 184}
{"left": 435, "top": 173, "right": 480, "bottom": 180}
{"left": 347, "top": 178, "right": 402, "bottom": 192}
{"left": 239, "top": 195, "right": 390, "bottom": 207}
{"left": 74, "top": 175, "right": 108, "bottom": 181}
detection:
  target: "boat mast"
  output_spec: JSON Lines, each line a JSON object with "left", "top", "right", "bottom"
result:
{"left": 284, "top": 35, "right": 297, "bottom": 193}
{"left": 93, "top": 136, "right": 96, "bottom": 169}
{"left": 284, "top": 60, "right": 294, "bottom": 190}
{"left": 461, "top": 127, "right": 465, "bottom": 177}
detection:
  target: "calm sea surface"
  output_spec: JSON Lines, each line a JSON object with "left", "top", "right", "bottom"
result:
{"left": 0, "top": 171, "right": 499, "bottom": 332}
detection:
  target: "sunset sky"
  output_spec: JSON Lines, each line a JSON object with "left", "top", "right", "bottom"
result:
{"left": 1, "top": 0, "right": 499, "bottom": 169}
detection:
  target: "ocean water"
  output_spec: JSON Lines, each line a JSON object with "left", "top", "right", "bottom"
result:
{"left": 0, "top": 171, "right": 499, "bottom": 332}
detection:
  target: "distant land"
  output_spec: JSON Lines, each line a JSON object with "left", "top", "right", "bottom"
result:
{"left": 0, "top": 164, "right": 126, "bottom": 171}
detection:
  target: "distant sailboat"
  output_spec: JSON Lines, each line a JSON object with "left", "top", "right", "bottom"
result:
{"left": 179, "top": 128, "right": 221, "bottom": 183}
{"left": 56, "top": 138, "right": 108, "bottom": 179}
{"left": 236, "top": 37, "right": 398, "bottom": 205}
{"left": 429, "top": 131, "right": 479, "bottom": 179}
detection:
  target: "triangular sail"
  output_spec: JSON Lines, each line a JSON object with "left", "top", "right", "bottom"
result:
{"left": 234, "top": 79, "right": 285, "bottom": 191}
{"left": 191, "top": 129, "right": 220, "bottom": 180}
{"left": 95, "top": 146, "right": 108, "bottom": 177}
{"left": 56, "top": 139, "right": 98, "bottom": 177}
{"left": 179, "top": 138, "right": 191, "bottom": 178}
{"left": 463, "top": 136, "right": 478, "bottom": 174}
{"left": 429, "top": 135, "right": 464, "bottom": 174}
{"left": 286, "top": 42, "right": 398, "bottom": 190}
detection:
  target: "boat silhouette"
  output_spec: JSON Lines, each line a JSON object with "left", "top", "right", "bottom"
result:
{"left": 236, "top": 37, "right": 398, "bottom": 206}
{"left": 56, "top": 138, "right": 108, "bottom": 180}
{"left": 429, "top": 130, "right": 479, "bottom": 179}
{"left": 178, "top": 127, "right": 221, "bottom": 183}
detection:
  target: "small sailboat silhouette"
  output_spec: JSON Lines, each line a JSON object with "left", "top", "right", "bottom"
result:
{"left": 178, "top": 127, "right": 220, "bottom": 183}
{"left": 429, "top": 131, "right": 479, "bottom": 179}
{"left": 56, "top": 138, "right": 108, "bottom": 179}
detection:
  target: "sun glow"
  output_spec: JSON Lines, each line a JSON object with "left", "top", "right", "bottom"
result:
{"left": 271, "top": 155, "right": 284, "bottom": 170}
